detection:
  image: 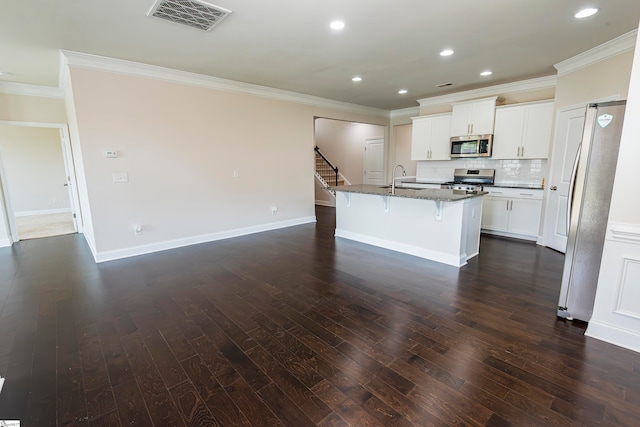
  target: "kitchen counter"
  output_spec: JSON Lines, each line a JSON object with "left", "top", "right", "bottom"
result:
{"left": 398, "top": 178, "right": 544, "bottom": 190}
{"left": 331, "top": 185, "right": 485, "bottom": 267}
{"left": 488, "top": 184, "right": 544, "bottom": 190}
{"left": 331, "top": 184, "right": 486, "bottom": 201}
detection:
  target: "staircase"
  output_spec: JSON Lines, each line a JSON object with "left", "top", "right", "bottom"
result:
{"left": 314, "top": 146, "right": 347, "bottom": 198}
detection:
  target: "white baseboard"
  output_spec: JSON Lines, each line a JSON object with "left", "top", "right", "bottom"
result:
{"left": 335, "top": 229, "right": 466, "bottom": 267}
{"left": 0, "top": 237, "right": 11, "bottom": 248}
{"left": 315, "top": 200, "right": 335, "bottom": 207}
{"left": 14, "top": 208, "right": 72, "bottom": 217}
{"left": 95, "top": 216, "right": 317, "bottom": 263}
{"left": 481, "top": 229, "right": 538, "bottom": 242}
{"left": 586, "top": 320, "right": 640, "bottom": 354}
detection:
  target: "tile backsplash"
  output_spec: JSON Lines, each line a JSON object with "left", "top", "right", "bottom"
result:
{"left": 415, "top": 158, "right": 547, "bottom": 186}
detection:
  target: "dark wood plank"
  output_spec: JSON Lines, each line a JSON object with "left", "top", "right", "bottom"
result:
{"left": 3, "top": 206, "right": 640, "bottom": 427}
{"left": 120, "top": 332, "right": 185, "bottom": 426}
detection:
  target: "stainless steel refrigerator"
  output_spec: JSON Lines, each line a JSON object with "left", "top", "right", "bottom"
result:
{"left": 557, "top": 101, "right": 626, "bottom": 322}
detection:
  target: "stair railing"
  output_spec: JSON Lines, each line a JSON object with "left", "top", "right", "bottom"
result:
{"left": 314, "top": 146, "right": 339, "bottom": 186}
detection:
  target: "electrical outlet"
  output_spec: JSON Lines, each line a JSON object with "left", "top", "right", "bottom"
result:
{"left": 105, "top": 150, "right": 118, "bottom": 158}
{"left": 233, "top": 169, "right": 239, "bottom": 178}
{"left": 134, "top": 224, "right": 142, "bottom": 235}
{"left": 271, "top": 206, "right": 278, "bottom": 215}
{"left": 112, "top": 173, "right": 129, "bottom": 183}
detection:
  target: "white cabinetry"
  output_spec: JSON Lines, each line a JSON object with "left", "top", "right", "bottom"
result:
{"left": 481, "top": 188, "right": 543, "bottom": 241}
{"left": 451, "top": 97, "right": 498, "bottom": 136}
{"left": 411, "top": 113, "right": 452, "bottom": 160}
{"left": 492, "top": 101, "right": 554, "bottom": 159}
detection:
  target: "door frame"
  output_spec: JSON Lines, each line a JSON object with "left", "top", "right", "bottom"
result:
{"left": 0, "top": 120, "right": 83, "bottom": 243}
{"left": 541, "top": 94, "right": 620, "bottom": 250}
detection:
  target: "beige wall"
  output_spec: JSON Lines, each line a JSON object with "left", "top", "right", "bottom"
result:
{"left": 0, "top": 93, "right": 67, "bottom": 123}
{"left": 314, "top": 118, "right": 386, "bottom": 185}
{"left": 0, "top": 125, "right": 70, "bottom": 213}
{"left": 66, "top": 67, "right": 388, "bottom": 257}
{"left": 393, "top": 124, "right": 416, "bottom": 177}
{"left": 554, "top": 51, "right": 634, "bottom": 109}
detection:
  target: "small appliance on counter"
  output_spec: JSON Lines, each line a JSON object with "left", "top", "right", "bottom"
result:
{"left": 441, "top": 169, "right": 495, "bottom": 191}
{"left": 450, "top": 135, "right": 493, "bottom": 158}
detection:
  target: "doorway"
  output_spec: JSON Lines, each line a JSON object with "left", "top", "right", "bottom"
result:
{"left": 0, "top": 122, "right": 82, "bottom": 244}
{"left": 542, "top": 95, "right": 619, "bottom": 252}
{"left": 364, "top": 137, "right": 385, "bottom": 185}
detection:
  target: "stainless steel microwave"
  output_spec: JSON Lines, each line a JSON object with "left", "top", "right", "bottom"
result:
{"left": 450, "top": 134, "right": 493, "bottom": 158}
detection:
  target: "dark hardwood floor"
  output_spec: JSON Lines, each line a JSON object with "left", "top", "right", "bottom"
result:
{"left": 1, "top": 205, "right": 639, "bottom": 426}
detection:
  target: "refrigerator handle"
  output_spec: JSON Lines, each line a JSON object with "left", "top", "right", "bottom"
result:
{"left": 567, "top": 143, "right": 582, "bottom": 233}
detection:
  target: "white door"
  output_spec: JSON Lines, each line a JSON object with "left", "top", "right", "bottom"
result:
{"left": 364, "top": 138, "right": 385, "bottom": 185}
{"left": 543, "top": 106, "right": 586, "bottom": 252}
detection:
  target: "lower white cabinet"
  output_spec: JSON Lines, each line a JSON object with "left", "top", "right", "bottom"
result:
{"left": 481, "top": 188, "right": 543, "bottom": 240}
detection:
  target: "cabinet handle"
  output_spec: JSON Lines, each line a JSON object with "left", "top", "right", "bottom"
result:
{"left": 506, "top": 201, "right": 510, "bottom": 210}
{"left": 509, "top": 200, "right": 513, "bottom": 210}
{"left": 550, "top": 186, "right": 558, "bottom": 191}
{"left": 521, "top": 146, "right": 525, "bottom": 157}
{"left": 517, "top": 147, "right": 521, "bottom": 157}
{"left": 429, "top": 149, "right": 432, "bottom": 158}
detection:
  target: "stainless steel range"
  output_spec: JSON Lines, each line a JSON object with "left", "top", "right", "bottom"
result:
{"left": 441, "top": 168, "right": 495, "bottom": 191}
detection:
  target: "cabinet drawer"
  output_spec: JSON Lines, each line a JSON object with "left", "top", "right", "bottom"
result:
{"left": 484, "top": 188, "right": 543, "bottom": 200}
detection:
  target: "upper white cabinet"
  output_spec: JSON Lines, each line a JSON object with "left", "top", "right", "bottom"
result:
{"left": 492, "top": 101, "right": 554, "bottom": 159}
{"left": 450, "top": 97, "right": 498, "bottom": 136}
{"left": 411, "top": 113, "right": 452, "bottom": 161}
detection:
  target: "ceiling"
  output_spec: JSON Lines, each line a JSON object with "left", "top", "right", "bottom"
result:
{"left": 2, "top": 1, "right": 640, "bottom": 111}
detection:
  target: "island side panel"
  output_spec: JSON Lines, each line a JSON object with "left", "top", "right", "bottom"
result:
{"left": 462, "top": 195, "right": 483, "bottom": 260}
{"left": 334, "top": 191, "right": 470, "bottom": 267}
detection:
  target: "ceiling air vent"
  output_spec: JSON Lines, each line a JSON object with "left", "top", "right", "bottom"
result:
{"left": 148, "top": 0, "right": 232, "bottom": 32}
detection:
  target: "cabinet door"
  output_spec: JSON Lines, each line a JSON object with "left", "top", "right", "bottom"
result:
{"left": 411, "top": 117, "right": 432, "bottom": 160}
{"left": 481, "top": 196, "right": 510, "bottom": 232}
{"left": 521, "top": 102, "right": 553, "bottom": 159}
{"left": 471, "top": 99, "right": 497, "bottom": 135}
{"left": 428, "top": 114, "right": 452, "bottom": 160}
{"left": 451, "top": 103, "right": 474, "bottom": 136}
{"left": 492, "top": 106, "right": 526, "bottom": 159}
{"left": 508, "top": 198, "right": 543, "bottom": 237}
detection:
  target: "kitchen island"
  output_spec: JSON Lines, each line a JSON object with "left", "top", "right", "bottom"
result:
{"left": 331, "top": 184, "right": 486, "bottom": 267}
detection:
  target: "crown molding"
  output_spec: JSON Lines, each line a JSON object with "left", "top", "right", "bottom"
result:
{"left": 555, "top": 30, "right": 638, "bottom": 76}
{"left": 416, "top": 75, "right": 557, "bottom": 108}
{"left": 0, "top": 81, "right": 63, "bottom": 98}
{"left": 390, "top": 106, "right": 419, "bottom": 119}
{"left": 60, "top": 50, "right": 390, "bottom": 119}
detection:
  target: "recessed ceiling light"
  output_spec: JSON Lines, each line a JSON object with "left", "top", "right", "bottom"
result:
{"left": 480, "top": 71, "right": 493, "bottom": 76}
{"left": 351, "top": 76, "right": 362, "bottom": 82}
{"left": 440, "top": 49, "right": 454, "bottom": 57}
{"left": 330, "top": 20, "right": 345, "bottom": 30}
{"left": 398, "top": 89, "right": 408, "bottom": 94}
{"left": 574, "top": 8, "right": 599, "bottom": 18}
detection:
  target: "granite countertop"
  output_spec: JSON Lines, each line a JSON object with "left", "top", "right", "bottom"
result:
{"left": 398, "top": 178, "right": 544, "bottom": 190}
{"left": 331, "top": 184, "right": 486, "bottom": 202}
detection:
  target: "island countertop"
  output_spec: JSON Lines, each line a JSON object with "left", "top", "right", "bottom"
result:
{"left": 331, "top": 184, "right": 486, "bottom": 202}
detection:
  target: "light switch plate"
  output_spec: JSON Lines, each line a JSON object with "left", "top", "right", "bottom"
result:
{"left": 112, "top": 172, "right": 129, "bottom": 183}
{"left": 105, "top": 150, "right": 118, "bottom": 158}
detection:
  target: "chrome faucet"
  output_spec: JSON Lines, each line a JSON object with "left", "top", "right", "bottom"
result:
{"left": 391, "top": 164, "right": 406, "bottom": 195}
